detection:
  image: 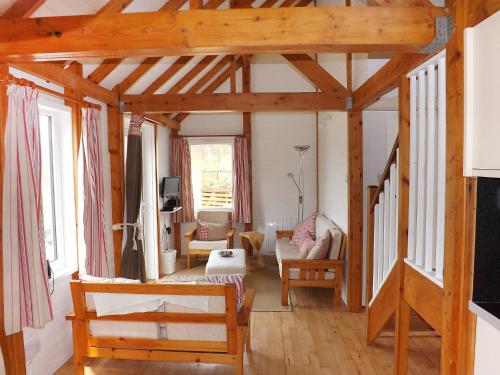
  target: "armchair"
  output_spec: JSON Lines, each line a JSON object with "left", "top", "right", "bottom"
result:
{"left": 185, "top": 210, "right": 235, "bottom": 268}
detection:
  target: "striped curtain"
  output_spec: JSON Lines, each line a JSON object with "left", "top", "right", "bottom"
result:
{"left": 2, "top": 84, "right": 53, "bottom": 335}
{"left": 233, "top": 136, "right": 251, "bottom": 223}
{"left": 81, "top": 108, "right": 110, "bottom": 277}
{"left": 171, "top": 137, "right": 194, "bottom": 223}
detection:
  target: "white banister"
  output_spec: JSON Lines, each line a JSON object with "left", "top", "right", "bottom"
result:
{"left": 435, "top": 56, "right": 447, "bottom": 280}
{"left": 373, "top": 204, "right": 380, "bottom": 292}
{"left": 377, "top": 192, "right": 385, "bottom": 287}
{"left": 425, "top": 64, "right": 437, "bottom": 273}
{"left": 389, "top": 164, "right": 397, "bottom": 264}
{"left": 408, "top": 76, "right": 418, "bottom": 262}
{"left": 383, "top": 180, "right": 391, "bottom": 276}
{"left": 415, "top": 69, "right": 427, "bottom": 267}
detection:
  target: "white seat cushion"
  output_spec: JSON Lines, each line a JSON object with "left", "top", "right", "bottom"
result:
{"left": 206, "top": 249, "right": 246, "bottom": 276}
{"left": 189, "top": 240, "right": 227, "bottom": 250}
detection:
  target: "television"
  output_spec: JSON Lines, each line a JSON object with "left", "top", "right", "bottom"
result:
{"left": 160, "top": 176, "right": 180, "bottom": 198}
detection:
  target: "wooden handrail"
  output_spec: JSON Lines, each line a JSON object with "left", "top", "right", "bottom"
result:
{"left": 370, "top": 135, "right": 399, "bottom": 212}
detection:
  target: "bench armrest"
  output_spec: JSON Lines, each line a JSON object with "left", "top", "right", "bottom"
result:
{"left": 276, "top": 230, "right": 294, "bottom": 239}
{"left": 66, "top": 312, "right": 75, "bottom": 321}
{"left": 185, "top": 228, "right": 197, "bottom": 241}
{"left": 238, "top": 289, "right": 255, "bottom": 326}
{"left": 227, "top": 227, "right": 236, "bottom": 239}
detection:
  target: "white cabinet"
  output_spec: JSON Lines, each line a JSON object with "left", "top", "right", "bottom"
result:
{"left": 464, "top": 11, "right": 500, "bottom": 177}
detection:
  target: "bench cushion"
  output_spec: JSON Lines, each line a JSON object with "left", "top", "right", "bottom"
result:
{"left": 189, "top": 239, "right": 228, "bottom": 250}
{"left": 315, "top": 214, "right": 343, "bottom": 260}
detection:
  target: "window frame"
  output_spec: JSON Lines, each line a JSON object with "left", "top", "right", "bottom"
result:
{"left": 39, "top": 103, "right": 77, "bottom": 277}
{"left": 188, "top": 137, "right": 235, "bottom": 214}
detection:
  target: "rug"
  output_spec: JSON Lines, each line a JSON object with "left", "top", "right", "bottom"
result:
{"left": 170, "top": 255, "right": 292, "bottom": 312}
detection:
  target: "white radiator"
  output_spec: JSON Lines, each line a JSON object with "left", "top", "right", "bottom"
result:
{"left": 255, "top": 216, "right": 298, "bottom": 254}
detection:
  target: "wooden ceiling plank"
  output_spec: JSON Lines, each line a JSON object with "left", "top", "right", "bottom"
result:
{"left": 283, "top": 53, "right": 348, "bottom": 96}
{"left": 123, "top": 92, "right": 345, "bottom": 113}
{"left": 0, "top": 7, "right": 444, "bottom": 61}
{"left": 352, "top": 53, "right": 433, "bottom": 111}
{"left": 1, "top": 0, "right": 46, "bottom": 18}
{"left": 143, "top": 56, "right": 194, "bottom": 95}
{"left": 167, "top": 55, "right": 218, "bottom": 94}
{"left": 87, "top": 58, "right": 123, "bottom": 84}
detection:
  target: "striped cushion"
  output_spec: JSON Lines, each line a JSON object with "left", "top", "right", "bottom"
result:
{"left": 290, "top": 213, "right": 317, "bottom": 246}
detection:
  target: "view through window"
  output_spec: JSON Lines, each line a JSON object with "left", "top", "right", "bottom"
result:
{"left": 190, "top": 142, "right": 233, "bottom": 211}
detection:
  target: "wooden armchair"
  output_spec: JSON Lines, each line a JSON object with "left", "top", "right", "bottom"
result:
{"left": 276, "top": 229, "right": 346, "bottom": 306}
{"left": 185, "top": 210, "right": 235, "bottom": 268}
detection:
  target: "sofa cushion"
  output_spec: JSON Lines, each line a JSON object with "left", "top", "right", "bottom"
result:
{"left": 197, "top": 210, "right": 231, "bottom": 223}
{"left": 196, "top": 220, "right": 229, "bottom": 241}
{"left": 189, "top": 240, "right": 227, "bottom": 250}
{"left": 275, "top": 238, "right": 301, "bottom": 262}
{"left": 290, "top": 213, "right": 317, "bottom": 246}
{"left": 315, "top": 214, "right": 343, "bottom": 260}
{"left": 299, "top": 235, "right": 315, "bottom": 258}
{"left": 306, "top": 233, "right": 331, "bottom": 260}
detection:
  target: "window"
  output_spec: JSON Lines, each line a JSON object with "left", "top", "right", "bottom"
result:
{"left": 39, "top": 105, "right": 77, "bottom": 275}
{"left": 189, "top": 141, "right": 233, "bottom": 212}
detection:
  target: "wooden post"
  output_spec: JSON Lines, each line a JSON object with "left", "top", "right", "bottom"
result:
{"left": 347, "top": 110, "right": 363, "bottom": 312}
{"left": 0, "top": 65, "right": 27, "bottom": 375}
{"left": 242, "top": 55, "right": 253, "bottom": 232}
{"left": 107, "top": 94, "right": 125, "bottom": 277}
{"left": 394, "top": 74, "right": 410, "bottom": 375}
{"left": 365, "top": 186, "right": 377, "bottom": 305}
{"left": 171, "top": 129, "right": 182, "bottom": 254}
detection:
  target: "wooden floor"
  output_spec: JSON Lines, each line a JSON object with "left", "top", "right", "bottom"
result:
{"left": 55, "top": 288, "right": 440, "bottom": 375}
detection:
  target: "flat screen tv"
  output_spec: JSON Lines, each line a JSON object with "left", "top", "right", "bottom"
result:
{"left": 160, "top": 176, "right": 180, "bottom": 198}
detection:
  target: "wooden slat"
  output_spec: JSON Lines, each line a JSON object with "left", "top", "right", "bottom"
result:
{"left": 365, "top": 185, "right": 377, "bottom": 304}
{"left": 366, "top": 265, "right": 397, "bottom": 344}
{"left": 89, "top": 337, "right": 227, "bottom": 353}
{"left": 282, "top": 53, "right": 349, "bottom": 96}
{"left": 84, "top": 310, "right": 227, "bottom": 324}
{"left": 10, "top": 62, "right": 118, "bottom": 105}
{"left": 190, "top": 0, "right": 203, "bottom": 8}
{"left": 352, "top": 53, "right": 433, "bottom": 111}
{"left": 116, "top": 57, "right": 162, "bottom": 93}
{"left": 347, "top": 110, "right": 363, "bottom": 312}
{"left": 403, "top": 264, "right": 444, "bottom": 334}
{"left": 0, "top": 7, "right": 444, "bottom": 61}
{"left": 77, "top": 281, "right": 227, "bottom": 295}
{"left": 225, "top": 284, "right": 238, "bottom": 355}
{"left": 1, "top": 0, "right": 45, "bottom": 18}
{"left": 168, "top": 55, "right": 217, "bottom": 94}
{"left": 143, "top": 56, "right": 194, "bottom": 95}
{"left": 87, "top": 58, "right": 123, "bottom": 84}
{"left": 123, "top": 91, "right": 346, "bottom": 113}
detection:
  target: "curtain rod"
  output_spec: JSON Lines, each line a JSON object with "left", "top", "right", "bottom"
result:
{"left": 170, "top": 134, "right": 248, "bottom": 138}
{"left": 0, "top": 74, "right": 101, "bottom": 110}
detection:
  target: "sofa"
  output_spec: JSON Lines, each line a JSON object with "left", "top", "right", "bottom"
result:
{"left": 275, "top": 214, "right": 346, "bottom": 306}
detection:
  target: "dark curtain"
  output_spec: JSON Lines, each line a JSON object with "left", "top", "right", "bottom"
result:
{"left": 120, "top": 114, "right": 147, "bottom": 282}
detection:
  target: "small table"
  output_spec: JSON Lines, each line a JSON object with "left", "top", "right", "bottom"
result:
{"left": 206, "top": 249, "right": 247, "bottom": 276}
{"left": 239, "top": 231, "right": 265, "bottom": 267}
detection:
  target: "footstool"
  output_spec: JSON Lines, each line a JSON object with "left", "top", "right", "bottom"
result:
{"left": 205, "top": 249, "right": 247, "bottom": 276}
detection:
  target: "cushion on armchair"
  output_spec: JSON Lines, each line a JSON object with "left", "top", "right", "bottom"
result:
{"left": 196, "top": 220, "right": 230, "bottom": 241}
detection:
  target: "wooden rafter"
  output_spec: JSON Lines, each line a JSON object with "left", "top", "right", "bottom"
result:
{"left": 352, "top": 53, "right": 433, "bottom": 111}
{"left": 143, "top": 56, "right": 194, "bottom": 95}
{"left": 122, "top": 92, "right": 346, "bottom": 113}
{"left": 1, "top": 0, "right": 45, "bottom": 18}
{"left": 144, "top": 114, "right": 180, "bottom": 130}
{"left": 168, "top": 56, "right": 218, "bottom": 94}
{"left": 283, "top": 54, "right": 348, "bottom": 95}
{"left": 86, "top": 0, "right": 188, "bottom": 85}
{"left": 0, "top": 7, "right": 444, "bottom": 61}
{"left": 367, "top": 0, "right": 434, "bottom": 6}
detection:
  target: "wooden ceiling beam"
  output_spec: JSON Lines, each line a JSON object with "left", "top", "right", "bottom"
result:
{"left": 0, "top": 7, "right": 444, "bottom": 61}
{"left": 352, "top": 53, "right": 433, "bottom": 111}
{"left": 10, "top": 62, "right": 119, "bottom": 105}
{"left": 283, "top": 53, "right": 349, "bottom": 96}
{"left": 122, "top": 91, "right": 346, "bottom": 113}
{"left": 1, "top": 0, "right": 45, "bottom": 18}
{"left": 97, "top": 0, "right": 134, "bottom": 14}
{"left": 367, "top": 0, "right": 435, "bottom": 6}
{"left": 144, "top": 114, "right": 180, "bottom": 130}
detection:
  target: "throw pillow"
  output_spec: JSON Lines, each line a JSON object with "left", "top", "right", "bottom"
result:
{"left": 299, "top": 235, "right": 315, "bottom": 259}
{"left": 290, "top": 213, "right": 317, "bottom": 246}
{"left": 197, "top": 221, "right": 209, "bottom": 241}
{"left": 307, "top": 232, "right": 331, "bottom": 260}
{"left": 197, "top": 220, "right": 230, "bottom": 241}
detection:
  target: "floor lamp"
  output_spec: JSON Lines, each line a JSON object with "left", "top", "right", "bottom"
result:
{"left": 287, "top": 145, "right": 310, "bottom": 223}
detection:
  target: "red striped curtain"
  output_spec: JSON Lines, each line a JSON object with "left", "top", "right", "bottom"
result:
{"left": 2, "top": 84, "right": 53, "bottom": 334}
{"left": 171, "top": 137, "right": 194, "bottom": 223}
{"left": 233, "top": 136, "right": 251, "bottom": 223}
{"left": 81, "top": 108, "right": 111, "bottom": 277}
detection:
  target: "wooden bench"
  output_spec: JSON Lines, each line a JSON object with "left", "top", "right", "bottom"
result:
{"left": 66, "top": 280, "right": 255, "bottom": 375}
{"left": 276, "top": 229, "right": 346, "bottom": 306}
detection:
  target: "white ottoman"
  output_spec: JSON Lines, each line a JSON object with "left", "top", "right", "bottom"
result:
{"left": 206, "top": 249, "right": 247, "bottom": 276}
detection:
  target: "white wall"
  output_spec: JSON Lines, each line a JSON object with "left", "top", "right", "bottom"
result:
{"left": 157, "top": 125, "right": 173, "bottom": 254}
{"left": 474, "top": 317, "right": 500, "bottom": 374}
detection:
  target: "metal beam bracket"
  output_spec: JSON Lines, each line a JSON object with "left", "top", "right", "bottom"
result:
{"left": 119, "top": 100, "right": 125, "bottom": 113}
{"left": 420, "top": 15, "right": 454, "bottom": 54}
{"left": 346, "top": 97, "right": 353, "bottom": 111}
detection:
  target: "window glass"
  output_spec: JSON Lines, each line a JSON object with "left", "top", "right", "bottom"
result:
{"left": 190, "top": 143, "right": 233, "bottom": 211}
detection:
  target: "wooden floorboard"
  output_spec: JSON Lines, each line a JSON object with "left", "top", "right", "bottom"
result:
{"left": 54, "top": 288, "right": 440, "bottom": 375}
